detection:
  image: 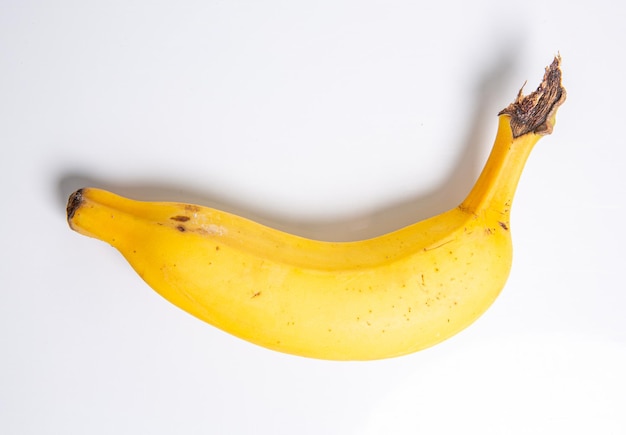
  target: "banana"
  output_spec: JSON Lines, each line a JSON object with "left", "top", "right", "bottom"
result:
{"left": 67, "top": 57, "right": 565, "bottom": 360}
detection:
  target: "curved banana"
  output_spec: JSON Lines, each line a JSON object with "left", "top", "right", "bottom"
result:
{"left": 67, "top": 57, "right": 565, "bottom": 360}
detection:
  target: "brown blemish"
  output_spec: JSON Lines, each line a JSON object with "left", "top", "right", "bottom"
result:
{"left": 170, "top": 215, "right": 190, "bottom": 222}
{"left": 184, "top": 205, "right": 201, "bottom": 213}
{"left": 498, "top": 221, "right": 509, "bottom": 231}
{"left": 176, "top": 225, "right": 186, "bottom": 232}
{"left": 251, "top": 291, "right": 261, "bottom": 298}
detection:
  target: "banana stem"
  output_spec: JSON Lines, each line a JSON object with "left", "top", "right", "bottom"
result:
{"left": 459, "top": 115, "right": 540, "bottom": 216}
{"left": 460, "top": 56, "right": 566, "bottom": 217}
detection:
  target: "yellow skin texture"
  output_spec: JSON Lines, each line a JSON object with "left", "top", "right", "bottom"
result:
{"left": 68, "top": 114, "right": 548, "bottom": 360}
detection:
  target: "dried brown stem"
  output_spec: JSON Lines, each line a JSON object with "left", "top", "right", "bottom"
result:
{"left": 499, "top": 55, "right": 566, "bottom": 138}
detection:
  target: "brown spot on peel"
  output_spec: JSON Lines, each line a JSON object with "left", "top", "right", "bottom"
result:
{"left": 170, "top": 215, "right": 190, "bottom": 222}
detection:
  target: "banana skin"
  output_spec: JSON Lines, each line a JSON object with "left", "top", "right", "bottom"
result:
{"left": 67, "top": 57, "right": 565, "bottom": 360}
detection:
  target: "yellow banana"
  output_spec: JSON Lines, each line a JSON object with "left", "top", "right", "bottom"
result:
{"left": 67, "top": 57, "right": 565, "bottom": 360}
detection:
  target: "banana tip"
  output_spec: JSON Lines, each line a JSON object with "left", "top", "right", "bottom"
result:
{"left": 499, "top": 55, "right": 566, "bottom": 138}
{"left": 67, "top": 189, "right": 84, "bottom": 222}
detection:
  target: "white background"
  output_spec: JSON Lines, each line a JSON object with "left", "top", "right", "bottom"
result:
{"left": 2, "top": 1, "right": 625, "bottom": 434}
